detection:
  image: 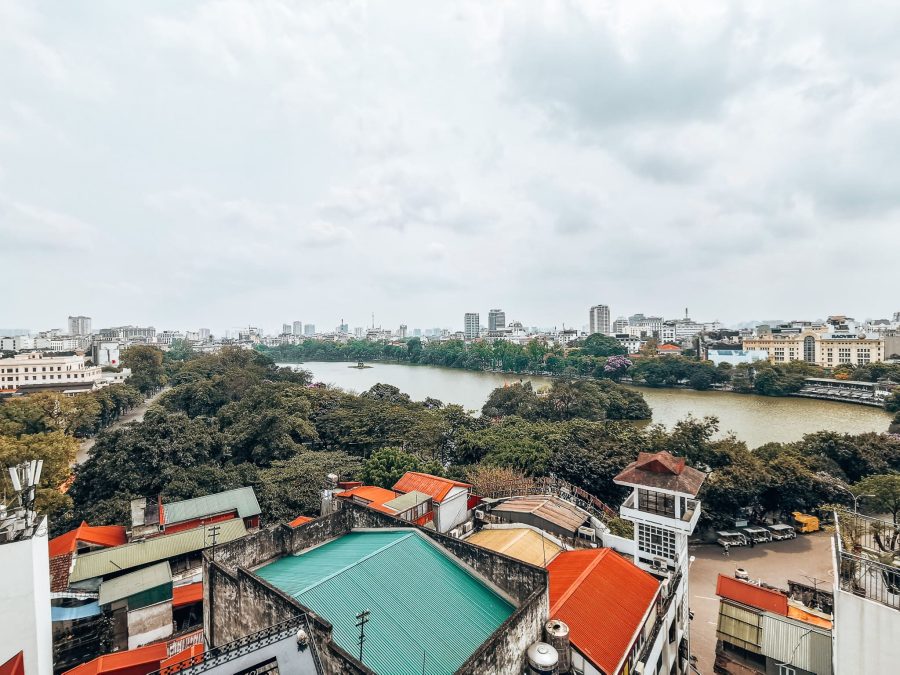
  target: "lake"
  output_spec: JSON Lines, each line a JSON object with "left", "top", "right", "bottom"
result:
{"left": 282, "top": 361, "right": 893, "bottom": 448}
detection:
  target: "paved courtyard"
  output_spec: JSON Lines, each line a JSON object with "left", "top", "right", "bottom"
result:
{"left": 688, "top": 530, "right": 835, "bottom": 674}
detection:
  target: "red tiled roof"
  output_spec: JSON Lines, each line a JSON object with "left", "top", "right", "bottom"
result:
{"left": 288, "top": 515, "right": 314, "bottom": 527}
{"left": 658, "top": 343, "right": 682, "bottom": 351}
{"left": 62, "top": 642, "right": 168, "bottom": 675}
{"left": 172, "top": 582, "right": 203, "bottom": 608}
{"left": 49, "top": 521, "right": 128, "bottom": 558}
{"left": 335, "top": 485, "right": 399, "bottom": 513}
{"left": 0, "top": 652, "right": 24, "bottom": 675}
{"left": 548, "top": 549, "right": 660, "bottom": 675}
{"left": 716, "top": 575, "right": 788, "bottom": 615}
{"left": 392, "top": 472, "right": 471, "bottom": 503}
{"left": 50, "top": 552, "right": 74, "bottom": 592}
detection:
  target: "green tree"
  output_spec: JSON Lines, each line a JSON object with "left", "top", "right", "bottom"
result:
{"left": 482, "top": 382, "right": 539, "bottom": 418}
{"left": 122, "top": 345, "right": 167, "bottom": 393}
{"left": 855, "top": 474, "right": 900, "bottom": 523}
{"left": 885, "top": 391, "right": 900, "bottom": 414}
{"left": 578, "top": 334, "right": 627, "bottom": 357}
{"left": 0, "top": 431, "right": 78, "bottom": 519}
{"left": 361, "top": 446, "right": 425, "bottom": 489}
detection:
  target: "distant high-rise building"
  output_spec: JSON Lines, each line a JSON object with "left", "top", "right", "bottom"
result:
{"left": 198, "top": 328, "right": 211, "bottom": 341}
{"left": 354, "top": 327, "right": 364, "bottom": 338}
{"left": 488, "top": 309, "right": 506, "bottom": 332}
{"left": 304, "top": 324, "right": 315, "bottom": 336}
{"left": 282, "top": 323, "right": 291, "bottom": 335}
{"left": 338, "top": 323, "right": 349, "bottom": 333}
{"left": 589, "top": 305, "right": 610, "bottom": 335}
{"left": 464, "top": 313, "right": 480, "bottom": 339}
{"left": 612, "top": 316, "right": 629, "bottom": 334}
{"left": 399, "top": 325, "right": 408, "bottom": 339}
{"left": 67, "top": 316, "right": 92, "bottom": 336}
{"left": 292, "top": 320, "right": 302, "bottom": 335}
{"left": 413, "top": 328, "right": 422, "bottom": 337}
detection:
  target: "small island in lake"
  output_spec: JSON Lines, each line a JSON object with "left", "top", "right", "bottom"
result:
{"left": 349, "top": 361, "right": 373, "bottom": 369}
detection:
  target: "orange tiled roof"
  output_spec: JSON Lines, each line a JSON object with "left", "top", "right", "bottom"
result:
{"left": 172, "top": 582, "right": 203, "bottom": 608}
{"left": 49, "top": 521, "right": 128, "bottom": 558}
{"left": 61, "top": 642, "right": 168, "bottom": 675}
{"left": 392, "top": 472, "right": 471, "bottom": 503}
{"left": 548, "top": 549, "right": 659, "bottom": 675}
{"left": 716, "top": 575, "right": 788, "bottom": 615}
{"left": 288, "top": 515, "right": 314, "bottom": 527}
{"left": 335, "top": 485, "right": 399, "bottom": 513}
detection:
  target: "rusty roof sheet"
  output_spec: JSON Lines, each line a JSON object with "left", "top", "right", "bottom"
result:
{"left": 491, "top": 496, "right": 589, "bottom": 534}
{"left": 466, "top": 528, "right": 561, "bottom": 567}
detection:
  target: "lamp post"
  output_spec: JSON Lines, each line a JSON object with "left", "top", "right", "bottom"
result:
{"left": 836, "top": 484, "right": 875, "bottom": 514}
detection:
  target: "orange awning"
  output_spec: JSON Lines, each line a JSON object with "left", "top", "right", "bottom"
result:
{"left": 172, "top": 582, "right": 203, "bottom": 608}
{"left": 0, "top": 652, "right": 25, "bottom": 675}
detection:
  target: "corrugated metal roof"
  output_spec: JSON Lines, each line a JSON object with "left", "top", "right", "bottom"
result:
{"left": 256, "top": 530, "right": 513, "bottom": 675}
{"left": 162, "top": 486, "right": 260, "bottom": 525}
{"left": 548, "top": 549, "right": 659, "bottom": 675}
{"left": 70, "top": 520, "right": 248, "bottom": 582}
{"left": 761, "top": 613, "right": 832, "bottom": 674}
{"left": 99, "top": 562, "right": 172, "bottom": 606}
{"left": 716, "top": 575, "right": 788, "bottom": 615}
{"left": 172, "top": 582, "right": 203, "bottom": 608}
{"left": 614, "top": 451, "right": 706, "bottom": 496}
{"left": 467, "top": 528, "right": 561, "bottom": 567}
{"left": 382, "top": 490, "right": 431, "bottom": 512}
{"left": 716, "top": 601, "right": 763, "bottom": 652}
{"left": 392, "top": 472, "right": 470, "bottom": 503}
{"left": 492, "top": 496, "right": 589, "bottom": 534}
{"left": 49, "top": 521, "right": 128, "bottom": 557}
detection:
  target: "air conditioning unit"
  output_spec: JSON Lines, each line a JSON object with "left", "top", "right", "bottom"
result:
{"left": 578, "top": 526, "right": 596, "bottom": 541}
{"left": 461, "top": 521, "right": 474, "bottom": 535}
{"left": 652, "top": 557, "right": 667, "bottom": 571}
{"left": 474, "top": 509, "right": 485, "bottom": 520}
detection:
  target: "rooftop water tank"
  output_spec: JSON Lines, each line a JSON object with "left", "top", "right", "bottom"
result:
{"left": 544, "top": 619, "right": 571, "bottom": 673}
{"left": 526, "top": 641, "right": 559, "bottom": 675}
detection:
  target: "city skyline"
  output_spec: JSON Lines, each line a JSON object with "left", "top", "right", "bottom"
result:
{"left": 3, "top": 3, "right": 900, "bottom": 331}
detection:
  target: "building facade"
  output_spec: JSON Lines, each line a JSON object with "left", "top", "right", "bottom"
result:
{"left": 589, "top": 305, "right": 611, "bottom": 335}
{"left": 464, "top": 312, "right": 480, "bottom": 339}
{"left": 488, "top": 309, "right": 506, "bottom": 332}
{"left": 743, "top": 329, "right": 885, "bottom": 367}
{"left": 0, "top": 352, "right": 103, "bottom": 395}
{"left": 67, "top": 316, "right": 92, "bottom": 336}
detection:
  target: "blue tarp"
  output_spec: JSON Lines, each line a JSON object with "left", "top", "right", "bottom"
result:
{"left": 51, "top": 601, "right": 101, "bottom": 622}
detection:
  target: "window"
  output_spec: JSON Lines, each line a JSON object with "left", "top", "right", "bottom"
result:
{"left": 803, "top": 336, "right": 815, "bottom": 362}
{"left": 637, "top": 523, "right": 676, "bottom": 560}
{"left": 838, "top": 347, "right": 851, "bottom": 364}
{"left": 638, "top": 489, "right": 675, "bottom": 517}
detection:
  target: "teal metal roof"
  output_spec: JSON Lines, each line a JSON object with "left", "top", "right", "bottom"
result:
{"left": 70, "top": 519, "right": 248, "bottom": 582}
{"left": 256, "top": 530, "right": 513, "bottom": 675}
{"left": 163, "top": 486, "right": 261, "bottom": 524}
{"left": 98, "top": 561, "right": 172, "bottom": 605}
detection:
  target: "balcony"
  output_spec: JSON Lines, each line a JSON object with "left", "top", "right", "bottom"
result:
{"left": 620, "top": 493, "right": 701, "bottom": 534}
{"left": 834, "top": 509, "right": 900, "bottom": 611}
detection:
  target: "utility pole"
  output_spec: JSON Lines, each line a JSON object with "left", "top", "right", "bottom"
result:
{"left": 356, "top": 609, "right": 370, "bottom": 664}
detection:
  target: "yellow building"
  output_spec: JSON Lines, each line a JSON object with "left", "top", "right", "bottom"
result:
{"left": 743, "top": 330, "right": 885, "bottom": 367}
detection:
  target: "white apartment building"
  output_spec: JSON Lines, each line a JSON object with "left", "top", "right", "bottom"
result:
{"left": 660, "top": 320, "right": 705, "bottom": 342}
{"left": 589, "top": 305, "right": 611, "bottom": 335}
{"left": 67, "top": 316, "right": 92, "bottom": 336}
{"left": 0, "top": 352, "right": 103, "bottom": 395}
{"left": 464, "top": 313, "right": 480, "bottom": 339}
{"left": 612, "top": 316, "right": 629, "bottom": 334}
{"left": 1, "top": 336, "right": 50, "bottom": 352}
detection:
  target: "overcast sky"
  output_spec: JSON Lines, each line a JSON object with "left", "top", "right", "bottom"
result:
{"left": 2, "top": 1, "right": 899, "bottom": 334}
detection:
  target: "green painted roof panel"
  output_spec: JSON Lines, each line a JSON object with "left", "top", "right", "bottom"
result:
{"left": 256, "top": 530, "right": 513, "bottom": 675}
{"left": 98, "top": 561, "right": 172, "bottom": 605}
{"left": 162, "top": 486, "right": 261, "bottom": 524}
{"left": 71, "top": 519, "right": 248, "bottom": 582}
{"left": 382, "top": 490, "right": 431, "bottom": 512}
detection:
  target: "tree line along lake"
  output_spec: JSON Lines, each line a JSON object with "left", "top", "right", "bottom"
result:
{"left": 282, "top": 361, "right": 893, "bottom": 448}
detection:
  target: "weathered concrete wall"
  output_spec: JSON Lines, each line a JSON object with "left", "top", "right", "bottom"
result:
{"left": 457, "top": 588, "right": 548, "bottom": 675}
{"left": 422, "top": 528, "right": 548, "bottom": 604}
{"left": 126, "top": 600, "right": 173, "bottom": 649}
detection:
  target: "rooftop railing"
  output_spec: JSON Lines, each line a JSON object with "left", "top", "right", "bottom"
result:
{"left": 834, "top": 510, "right": 900, "bottom": 611}
{"left": 477, "top": 475, "right": 619, "bottom": 525}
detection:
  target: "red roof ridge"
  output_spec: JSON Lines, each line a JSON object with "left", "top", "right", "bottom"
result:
{"left": 49, "top": 521, "right": 128, "bottom": 558}
{"left": 401, "top": 471, "right": 471, "bottom": 487}
{"left": 549, "top": 549, "right": 610, "bottom": 615}
{"left": 716, "top": 574, "right": 788, "bottom": 616}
